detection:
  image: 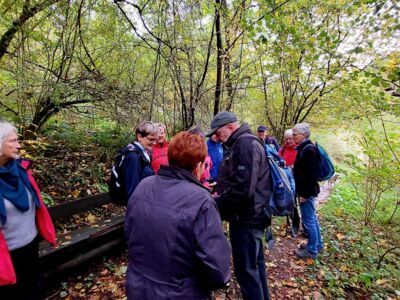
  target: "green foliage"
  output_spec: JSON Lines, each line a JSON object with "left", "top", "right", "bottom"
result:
{"left": 317, "top": 179, "right": 400, "bottom": 298}
{"left": 41, "top": 192, "right": 55, "bottom": 207}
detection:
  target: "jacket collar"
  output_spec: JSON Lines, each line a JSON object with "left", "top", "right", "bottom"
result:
{"left": 295, "top": 138, "right": 312, "bottom": 151}
{"left": 224, "top": 123, "right": 252, "bottom": 149}
{"left": 158, "top": 165, "right": 208, "bottom": 191}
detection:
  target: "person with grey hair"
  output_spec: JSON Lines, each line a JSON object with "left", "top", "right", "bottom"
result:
{"left": 110, "top": 121, "right": 158, "bottom": 206}
{"left": 0, "top": 121, "right": 56, "bottom": 299}
{"left": 292, "top": 122, "right": 324, "bottom": 259}
{"left": 207, "top": 111, "right": 272, "bottom": 300}
{"left": 278, "top": 129, "right": 297, "bottom": 168}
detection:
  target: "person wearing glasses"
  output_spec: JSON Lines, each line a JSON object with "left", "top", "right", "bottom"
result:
{"left": 121, "top": 121, "right": 158, "bottom": 201}
{"left": 150, "top": 123, "right": 169, "bottom": 174}
{"left": 0, "top": 121, "right": 56, "bottom": 299}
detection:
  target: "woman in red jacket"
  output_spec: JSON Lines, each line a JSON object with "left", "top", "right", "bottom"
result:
{"left": 0, "top": 122, "right": 56, "bottom": 300}
{"left": 151, "top": 123, "right": 169, "bottom": 174}
{"left": 278, "top": 129, "right": 297, "bottom": 168}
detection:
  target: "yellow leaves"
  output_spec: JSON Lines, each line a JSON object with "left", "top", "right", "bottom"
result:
{"left": 71, "top": 190, "right": 80, "bottom": 198}
{"left": 335, "top": 233, "right": 345, "bottom": 240}
{"left": 376, "top": 279, "right": 386, "bottom": 285}
{"left": 74, "top": 283, "right": 83, "bottom": 290}
{"left": 339, "top": 265, "right": 348, "bottom": 272}
{"left": 335, "top": 207, "right": 344, "bottom": 217}
{"left": 86, "top": 213, "right": 97, "bottom": 224}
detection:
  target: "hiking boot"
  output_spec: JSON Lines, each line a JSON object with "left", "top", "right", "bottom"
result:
{"left": 299, "top": 243, "right": 324, "bottom": 254}
{"left": 294, "top": 248, "right": 317, "bottom": 259}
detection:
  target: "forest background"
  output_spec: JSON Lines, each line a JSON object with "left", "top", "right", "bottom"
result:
{"left": 0, "top": 0, "right": 399, "bottom": 298}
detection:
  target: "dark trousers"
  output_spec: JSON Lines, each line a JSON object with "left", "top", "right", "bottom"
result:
{"left": 291, "top": 204, "right": 301, "bottom": 231}
{"left": 0, "top": 236, "right": 41, "bottom": 300}
{"left": 230, "top": 223, "right": 270, "bottom": 300}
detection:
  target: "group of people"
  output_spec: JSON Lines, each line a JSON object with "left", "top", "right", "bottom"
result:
{"left": 0, "top": 112, "right": 324, "bottom": 300}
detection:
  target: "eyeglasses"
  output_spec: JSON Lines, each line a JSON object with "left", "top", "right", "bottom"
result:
{"left": 146, "top": 136, "right": 158, "bottom": 144}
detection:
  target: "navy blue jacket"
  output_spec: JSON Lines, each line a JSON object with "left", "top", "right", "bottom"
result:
{"left": 125, "top": 165, "right": 231, "bottom": 300}
{"left": 293, "top": 139, "right": 320, "bottom": 198}
{"left": 207, "top": 139, "right": 223, "bottom": 181}
{"left": 122, "top": 143, "right": 154, "bottom": 200}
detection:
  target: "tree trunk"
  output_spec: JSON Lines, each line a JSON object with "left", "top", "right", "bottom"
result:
{"left": 214, "top": 0, "right": 223, "bottom": 116}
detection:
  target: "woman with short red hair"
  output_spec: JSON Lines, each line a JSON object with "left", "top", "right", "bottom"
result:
{"left": 125, "top": 131, "right": 231, "bottom": 299}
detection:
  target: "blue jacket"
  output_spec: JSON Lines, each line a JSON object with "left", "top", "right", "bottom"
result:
{"left": 207, "top": 139, "right": 223, "bottom": 181}
{"left": 125, "top": 165, "right": 231, "bottom": 299}
{"left": 265, "top": 136, "right": 280, "bottom": 153}
{"left": 122, "top": 143, "right": 154, "bottom": 200}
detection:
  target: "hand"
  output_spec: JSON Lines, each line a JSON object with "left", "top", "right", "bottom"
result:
{"left": 299, "top": 197, "right": 307, "bottom": 203}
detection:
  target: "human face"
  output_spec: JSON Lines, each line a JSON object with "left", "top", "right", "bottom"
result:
{"left": 138, "top": 133, "right": 158, "bottom": 150}
{"left": 157, "top": 126, "right": 166, "bottom": 143}
{"left": 215, "top": 124, "right": 231, "bottom": 143}
{"left": 0, "top": 132, "right": 21, "bottom": 166}
{"left": 257, "top": 131, "right": 266, "bottom": 140}
{"left": 292, "top": 128, "right": 305, "bottom": 145}
{"left": 284, "top": 135, "right": 295, "bottom": 147}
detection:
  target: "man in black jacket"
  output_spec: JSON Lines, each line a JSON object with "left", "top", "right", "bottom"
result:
{"left": 207, "top": 111, "right": 272, "bottom": 300}
{"left": 292, "top": 123, "right": 324, "bottom": 259}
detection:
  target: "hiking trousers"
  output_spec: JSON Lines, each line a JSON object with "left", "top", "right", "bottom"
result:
{"left": 230, "top": 223, "right": 270, "bottom": 300}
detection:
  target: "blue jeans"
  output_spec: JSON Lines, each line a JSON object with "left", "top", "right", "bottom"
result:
{"left": 299, "top": 196, "right": 323, "bottom": 254}
{"left": 230, "top": 223, "right": 270, "bottom": 300}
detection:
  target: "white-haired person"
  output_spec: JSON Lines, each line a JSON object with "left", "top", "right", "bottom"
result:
{"left": 0, "top": 121, "right": 56, "bottom": 299}
{"left": 150, "top": 123, "right": 169, "bottom": 174}
{"left": 278, "top": 129, "right": 297, "bottom": 168}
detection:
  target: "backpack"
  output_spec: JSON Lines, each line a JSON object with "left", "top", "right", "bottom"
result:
{"left": 265, "top": 145, "right": 295, "bottom": 216}
{"left": 302, "top": 143, "right": 335, "bottom": 181}
{"left": 108, "top": 143, "right": 138, "bottom": 206}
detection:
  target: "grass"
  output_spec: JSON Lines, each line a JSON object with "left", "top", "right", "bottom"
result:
{"left": 316, "top": 178, "right": 400, "bottom": 299}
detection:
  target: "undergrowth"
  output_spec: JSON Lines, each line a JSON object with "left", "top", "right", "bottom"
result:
{"left": 315, "top": 179, "right": 399, "bottom": 299}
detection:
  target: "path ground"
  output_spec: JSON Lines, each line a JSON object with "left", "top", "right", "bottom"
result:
{"left": 45, "top": 184, "right": 334, "bottom": 300}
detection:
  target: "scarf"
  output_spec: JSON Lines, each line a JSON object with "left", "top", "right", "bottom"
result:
{"left": 0, "top": 159, "right": 41, "bottom": 225}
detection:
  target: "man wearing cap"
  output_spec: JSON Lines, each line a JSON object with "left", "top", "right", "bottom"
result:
{"left": 257, "top": 125, "right": 280, "bottom": 153}
{"left": 207, "top": 111, "right": 272, "bottom": 300}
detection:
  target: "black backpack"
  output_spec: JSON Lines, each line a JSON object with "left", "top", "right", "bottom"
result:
{"left": 108, "top": 143, "right": 139, "bottom": 206}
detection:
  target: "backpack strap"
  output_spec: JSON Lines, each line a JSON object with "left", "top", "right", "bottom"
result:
{"left": 299, "top": 143, "right": 317, "bottom": 159}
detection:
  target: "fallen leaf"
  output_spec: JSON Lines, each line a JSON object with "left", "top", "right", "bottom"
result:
{"left": 336, "top": 233, "right": 345, "bottom": 240}
{"left": 74, "top": 283, "right": 83, "bottom": 290}
{"left": 306, "top": 258, "right": 314, "bottom": 265}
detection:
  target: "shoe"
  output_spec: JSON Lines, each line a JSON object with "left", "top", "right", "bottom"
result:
{"left": 294, "top": 248, "right": 317, "bottom": 259}
{"left": 299, "top": 243, "right": 324, "bottom": 254}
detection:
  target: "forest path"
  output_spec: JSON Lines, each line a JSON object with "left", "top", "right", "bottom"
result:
{"left": 45, "top": 183, "right": 335, "bottom": 300}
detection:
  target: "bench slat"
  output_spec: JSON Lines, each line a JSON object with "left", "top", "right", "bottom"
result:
{"left": 39, "top": 214, "right": 124, "bottom": 257}
{"left": 48, "top": 192, "right": 111, "bottom": 220}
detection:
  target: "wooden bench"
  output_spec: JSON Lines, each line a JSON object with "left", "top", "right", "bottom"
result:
{"left": 39, "top": 192, "right": 125, "bottom": 283}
